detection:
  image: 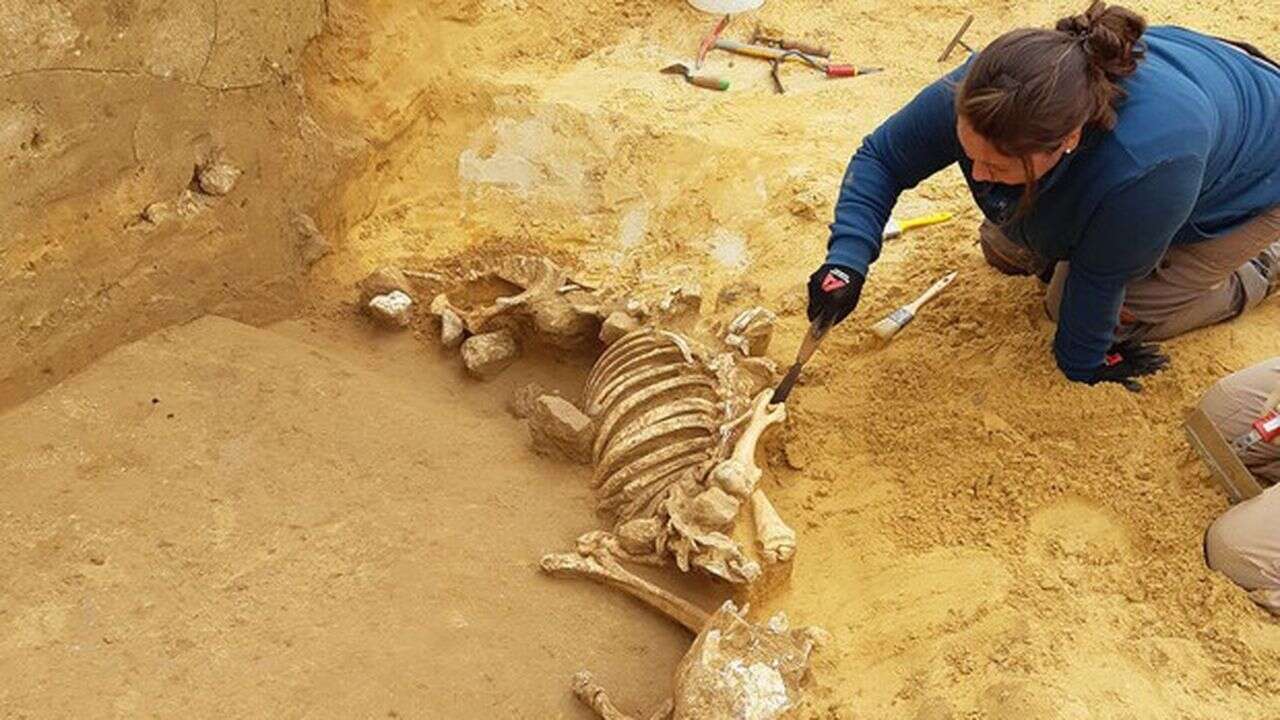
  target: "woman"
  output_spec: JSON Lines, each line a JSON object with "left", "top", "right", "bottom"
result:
{"left": 808, "top": 2, "right": 1280, "bottom": 390}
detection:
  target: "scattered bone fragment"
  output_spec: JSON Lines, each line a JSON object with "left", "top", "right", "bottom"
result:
{"left": 196, "top": 158, "right": 241, "bottom": 196}
{"left": 366, "top": 291, "right": 413, "bottom": 329}
{"left": 624, "top": 298, "right": 650, "bottom": 320}
{"left": 541, "top": 544, "right": 820, "bottom": 720}
{"left": 528, "top": 395, "right": 595, "bottom": 464}
{"left": 658, "top": 284, "right": 703, "bottom": 318}
{"left": 461, "top": 329, "right": 519, "bottom": 379}
{"left": 510, "top": 381, "right": 553, "bottom": 419}
{"left": 723, "top": 307, "right": 776, "bottom": 357}
{"left": 600, "top": 311, "right": 640, "bottom": 345}
{"left": 358, "top": 267, "right": 412, "bottom": 304}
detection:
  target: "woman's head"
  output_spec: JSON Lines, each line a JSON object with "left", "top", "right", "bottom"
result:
{"left": 956, "top": 1, "right": 1146, "bottom": 193}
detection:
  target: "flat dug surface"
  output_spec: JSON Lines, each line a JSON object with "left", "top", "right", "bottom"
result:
{"left": 0, "top": 316, "right": 691, "bottom": 718}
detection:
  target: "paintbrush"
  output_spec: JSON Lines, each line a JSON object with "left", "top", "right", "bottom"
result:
{"left": 870, "top": 271, "right": 958, "bottom": 341}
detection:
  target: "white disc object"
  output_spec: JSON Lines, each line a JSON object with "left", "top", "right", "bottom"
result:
{"left": 688, "top": 0, "right": 763, "bottom": 13}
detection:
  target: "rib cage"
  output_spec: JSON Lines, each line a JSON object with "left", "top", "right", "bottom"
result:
{"left": 584, "top": 328, "right": 725, "bottom": 523}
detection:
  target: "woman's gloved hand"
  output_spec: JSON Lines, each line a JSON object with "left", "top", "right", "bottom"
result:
{"left": 807, "top": 263, "right": 866, "bottom": 331}
{"left": 1088, "top": 339, "right": 1170, "bottom": 392}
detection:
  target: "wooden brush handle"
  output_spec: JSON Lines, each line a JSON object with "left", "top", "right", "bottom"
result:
{"left": 904, "top": 271, "right": 957, "bottom": 313}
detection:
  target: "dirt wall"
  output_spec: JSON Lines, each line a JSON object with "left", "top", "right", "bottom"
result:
{"left": 0, "top": 0, "right": 359, "bottom": 410}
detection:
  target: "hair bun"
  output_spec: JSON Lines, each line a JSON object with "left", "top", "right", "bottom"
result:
{"left": 1055, "top": 1, "right": 1146, "bottom": 79}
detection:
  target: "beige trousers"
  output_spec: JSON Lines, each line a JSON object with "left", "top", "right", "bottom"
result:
{"left": 980, "top": 206, "right": 1280, "bottom": 340}
{"left": 1201, "top": 358, "right": 1280, "bottom": 615}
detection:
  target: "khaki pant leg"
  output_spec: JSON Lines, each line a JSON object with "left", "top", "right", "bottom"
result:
{"left": 978, "top": 221, "right": 1050, "bottom": 277}
{"left": 1198, "top": 358, "right": 1280, "bottom": 484}
{"left": 1044, "top": 206, "right": 1280, "bottom": 339}
{"left": 1201, "top": 357, "right": 1280, "bottom": 615}
{"left": 1205, "top": 483, "right": 1280, "bottom": 615}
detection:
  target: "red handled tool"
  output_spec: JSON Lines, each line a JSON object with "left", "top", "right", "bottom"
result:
{"left": 1230, "top": 410, "right": 1280, "bottom": 452}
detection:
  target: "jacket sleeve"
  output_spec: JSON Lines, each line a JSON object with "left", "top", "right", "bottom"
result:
{"left": 825, "top": 69, "right": 968, "bottom": 275}
{"left": 1053, "top": 156, "right": 1204, "bottom": 381}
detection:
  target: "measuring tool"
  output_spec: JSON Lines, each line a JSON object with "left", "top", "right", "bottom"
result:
{"left": 1230, "top": 410, "right": 1280, "bottom": 452}
{"left": 769, "top": 319, "right": 830, "bottom": 405}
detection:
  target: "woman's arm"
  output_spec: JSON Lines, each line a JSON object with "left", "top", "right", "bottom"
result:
{"left": 826, "top": 68, "right": 968, "bottom": 275}
{"left": 1053, "top": 156, "right": 1204, "bottom": 381}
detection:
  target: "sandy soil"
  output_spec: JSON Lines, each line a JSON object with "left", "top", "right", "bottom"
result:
{"left": 3, "top": 0, "right": 1279, "bottom": 718}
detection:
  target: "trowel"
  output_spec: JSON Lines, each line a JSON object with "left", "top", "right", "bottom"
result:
{"left": 769, "top": 319, "right": 829, "bottom": 405}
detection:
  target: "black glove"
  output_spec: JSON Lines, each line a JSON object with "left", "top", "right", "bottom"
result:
{"left": 1088, "top": 339, "right": 1169, "bottom": 392}
{"left": 807, "top": 263, "right": 865, "bottom": 331}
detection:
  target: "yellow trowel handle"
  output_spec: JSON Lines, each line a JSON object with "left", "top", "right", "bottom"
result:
{"left": 898, "top": 211, "right": 953, "bottom": 233}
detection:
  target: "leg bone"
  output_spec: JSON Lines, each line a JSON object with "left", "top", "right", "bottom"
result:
{"left": 752, "top": 488, "right": 797, "bottom": 564}
{"left": 540, "top": 546, "right": 709, "bottom": 633}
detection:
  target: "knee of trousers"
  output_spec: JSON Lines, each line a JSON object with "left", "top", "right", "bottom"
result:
{"left": 1205, "top": 508, "right": 1279, "bottom": 590}
{"left": 980, "top": 222, "right": 1040, "bottom": 277}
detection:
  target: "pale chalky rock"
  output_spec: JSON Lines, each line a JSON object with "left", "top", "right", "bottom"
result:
{"left": 142, "top": 202, "right": 171, "bottom": 225}
{"left": 358, "top": 267, "right": 411, "bottom": 304}
{"left": 528, "top": 395, "right": 594, "bottom": 464}
{"left": 599, "top": 311, "right": 639, "bottom": 345}
{"left": 439, "top": 308, "right": 466, "bottom": 349}
{"left": 197, "top": 160, "right": 241, "bottom": 196}
{"left": 367, "top": 291, "right": 413, "bottom": 328}
{"left": 462, "top": 330, "right": 519, "bottom": 379}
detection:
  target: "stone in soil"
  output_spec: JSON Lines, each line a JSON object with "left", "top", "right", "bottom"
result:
{"left": 599, "top": 310, "right": 640, "bottom": 345}
{"left": 367, "top": 291, "right": 414, "bottom": 328}
{"left": 439, "top": 308, "right": 466, "bottom": 349}
{"left": 527, "top": 395, "right": 594, "bottom": 464}
{"left": 197, "top": 160, "right": 242, "bottom": 196}
{"left": 358, "top": 266, "right": 412, "bottom": 304}
{"left": 461, "top": 329, "right": 519, "bottom": 380}
{"left": 509, "top": 381, "right": 555, "bottom": 419}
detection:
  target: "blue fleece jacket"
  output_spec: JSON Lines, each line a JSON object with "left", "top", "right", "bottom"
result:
{"left": 827, "top": 26, "right": 1280, "bottom": 380}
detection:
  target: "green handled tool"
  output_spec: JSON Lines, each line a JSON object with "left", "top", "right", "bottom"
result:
{"left": 660, "top": 63, "right": 730, "bottom": 91}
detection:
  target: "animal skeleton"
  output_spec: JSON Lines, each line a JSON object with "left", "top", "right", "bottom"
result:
{"left": 576, "top": 327, "right": 797, "bottom": 583}
{"left": 541, "top": 545, "right": 822, "bottom": 720}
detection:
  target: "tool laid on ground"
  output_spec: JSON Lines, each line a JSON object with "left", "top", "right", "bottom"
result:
{"left": 711, "top": 39, "right": 882, "bottom": 93}
{"left": 750, "top": 26, "right": 831, "bottom": 58}
{"left": 939, "top": 15, "right": 976, "bottom": 62}
{"left": 1185, "top": 382, "right": 1278, "bottom": 503}
{"left": 696, "top": 14, "right": 732, "bottom": 68}
{"left": 882, "top": 211, "right": 954, "bottom": 240}
{"left": 870, "top": 271, "right": 958, "bottom": 341}
{"left": 769, "top": 319, "right": 830, "bottom": 405}
{"left": 688, "top": 0, "right": 763, "bottom": 13}
{"left": 1186, "top": 410, "right": 1266, "bottom": 502}
{"left": 661, "top": 62, "right": 731, "bottom": 91}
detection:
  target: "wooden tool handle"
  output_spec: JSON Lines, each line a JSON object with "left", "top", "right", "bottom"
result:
{"left": 715, "top": 38, "right": 788, "bottom": 60}
{"left": 687, "top": 75, "right": 730, "bottom": 91}
{"left": 905, "top": 271, "right": 958, "bottom": 313}
{"left": 783, "top": 40, "right": 830, "bottom": 58}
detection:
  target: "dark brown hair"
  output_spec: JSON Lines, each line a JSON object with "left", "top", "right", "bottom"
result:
{"left": 956, "top": 1, "right": 1147, "bottom": 210}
